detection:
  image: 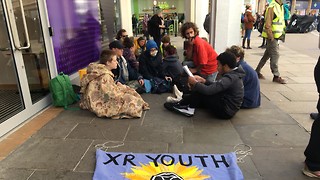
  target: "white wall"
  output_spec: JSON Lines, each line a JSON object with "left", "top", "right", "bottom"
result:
{"left": 214, "top": 0, "right": 243, "bottom": 53}
{"left": 120, "top": 0, "right": 133, "bottom": 36}
{"left": 184, "top": 0, "right": 209, "bottom": 38}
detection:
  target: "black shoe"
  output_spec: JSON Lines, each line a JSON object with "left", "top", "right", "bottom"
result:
{"left": 164, "top": 102, "right": 178, "bottom": 111}
{"left": 310, "top": 113, "right": 319, "bottom": 120}
{"left": 172, "top": 103, "right": 195, "bottom": 117}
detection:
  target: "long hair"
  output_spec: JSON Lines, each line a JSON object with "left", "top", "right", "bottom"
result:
{"left": 116, "top": 29, "right": 127, "bottom": 40}
{"left": 180, "top": 22, "right": 199, "bottom": 39}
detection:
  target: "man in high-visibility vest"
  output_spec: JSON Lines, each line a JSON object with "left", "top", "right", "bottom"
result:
{"left": 255, "top": 0, "right": 287, "bottom": 84}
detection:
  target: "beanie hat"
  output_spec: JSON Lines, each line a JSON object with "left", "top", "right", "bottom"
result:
{"left": 146, "top": 40, "right": 158, "bottom": 51}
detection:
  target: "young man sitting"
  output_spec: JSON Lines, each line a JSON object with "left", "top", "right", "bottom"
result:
{"left": 164, "top": 52, "right": 245, "bottom": 119}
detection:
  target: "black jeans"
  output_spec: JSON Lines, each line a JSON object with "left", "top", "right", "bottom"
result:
{"left": 304, "top": 117, "right": 320, "bottom": 171}
{"left": 304, "top": 57, "right": 320, "bottom": 171}
{"left": 181, "top": 92, "right": 232, "bottom": 119}
{"left": 315, "top": 56, "right": 320, "bottom": 113}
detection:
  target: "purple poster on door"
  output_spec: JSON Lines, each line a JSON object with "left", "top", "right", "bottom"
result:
{"left": 46, "top": 0, "right": 101, "bottom": 75}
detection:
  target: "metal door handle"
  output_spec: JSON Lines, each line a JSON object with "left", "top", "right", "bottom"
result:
{"left": 4, "top": 0, "right": 30, "bottom": 50}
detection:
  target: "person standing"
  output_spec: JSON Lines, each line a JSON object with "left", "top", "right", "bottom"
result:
{"left": 255, "top": 0, "right": 287, "bottom": 84}
{"left": 303, "top": 114, "right": 320, "bottom": 178}
{"left": 132, "top": 14, "right": 139, "bottom": 36}
{"left": 242, "top": 4, "right": 255, "bottom": 49}
{"left": 148, "top": 7, "right": 165, "bottom": 48}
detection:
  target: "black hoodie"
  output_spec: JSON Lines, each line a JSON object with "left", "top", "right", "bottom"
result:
{"left": 162, "top": 54, "right": 183, "bottom": 80}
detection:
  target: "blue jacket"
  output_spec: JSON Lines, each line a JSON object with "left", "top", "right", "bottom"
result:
{"left": 239, "top": 59, "right": 261, "bottom": 108}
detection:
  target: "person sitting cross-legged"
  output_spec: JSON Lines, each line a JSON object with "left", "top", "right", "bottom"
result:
{"left": 109, "top": 40, "right": 145, "bottom": 93}
{"left": 80, "top": 50, "right": 149, "bottom": 119}
{"left": 225, "top": 45, "right": 261, "bottom": 108}
{"left": 164, "top": 52, "right": 245, "bottom": 119}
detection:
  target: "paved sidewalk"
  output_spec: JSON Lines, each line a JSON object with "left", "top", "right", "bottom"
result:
{"left": 0, "top": 31, "right": 318, "bottom": 180}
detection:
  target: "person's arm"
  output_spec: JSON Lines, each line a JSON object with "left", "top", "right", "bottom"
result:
{"left": 138, "top": 55, "right": 153, "bottom": 80}
{"left": 265, "top": 7, "right": 275, "bottom": 40}
{"left": 192, "top": 75, "right": 233, "bottom": 95}
{"left": 100, "top": 74, "right": 125, "bottom": 101}
{"left": 191, "top": 39, "right": 208, "bottom": 74}
{"left": 248, "top": 12, "right": 255, "bottom": 22}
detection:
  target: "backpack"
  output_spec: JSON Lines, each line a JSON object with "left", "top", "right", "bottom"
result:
{"left": 150, "top": 77, "right": 171, "bottom": 94}
{"left": 49, "top": 72, "right": 79, "bottom": 109}
{"left": 241, "top": 13, "right": 245, "bottom": 23}
{"left": 203, "top": 13, "right": 210, "bottom": 33}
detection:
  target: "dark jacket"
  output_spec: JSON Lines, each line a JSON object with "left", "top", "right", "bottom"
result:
{"left": 239, "top": 60, "right": 261, "bottom": 108}
{"left": 162, "top": 54, "right": 183, "bottom": 80}
{"left": 148, "top": 15, "right": 163, "bottom": 38}
{"left": 123, "top": 48, "right": 139, "bottom": 71}
{"left": 139, "top": 50, "right": 164, "bottom": 80}
{"left": 112, "top": 56, "right": 142, "bottom": 84}
{"left": 193, "top": 66, "right": 245, "bottom": 117}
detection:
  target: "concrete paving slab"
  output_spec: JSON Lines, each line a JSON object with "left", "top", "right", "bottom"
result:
{"left": 259, "top": 96, "right": 278, "bottom": 109}
{"left": 289, "top": 113, "right": 314, "bottom": 132}
{"left": 261, "top": 91, "right": 290, "bottom": 102}
{"left": 260, "top": 83, "right": 294, "bottom": 92}
{"left": 290, "top": 71, "right": 314, "bottom": 77}
{"left": 29, "top": 170, "right": 93, "bottom": 180}
{"left": 285, "top": 84, "right": 317, "bottom": 92}
{"left": 32, "top": 119, "right": 77, "bottom": 139}
{"left": 0, "top": 168, "right": 34, "bottom": 180}
{"left": 0, "top": 138, "right": 92, "bottom": 170}
{"left": 192, "top": 108, "right": 234, "bottom": 129}
{"left": 66, "top": 123, "right": 129, "bottom": 141}
{"left": 250, "top": 147, "right": 309, "bottom": 180}
{"left": 50, "top": 109, "right": 96, "bottom": 125}
{"left": 75, "top": 140, "right": 168, "bottom": 172}
{"left": 182, "top": 126, "right": 243, "bottom": 146}
{"left": 289, "top": 77, "right": 315, "bottom": 84}
{"left": 274, "top": 102, "right": 317, "bottom": 114}
{"left": 235, "top": 124, "right": 309, "bottom": 147}
{"left": 125, "top": 125, "right": 183, "bottom": 143}
{"left": 233, "top": 108, "right": 297, "bottom": 125}
{"left": 280, "top": 91, "right": 318, "bottom": 101}
{"left": 142, "top": 103, "right": 194, "bottom": 128}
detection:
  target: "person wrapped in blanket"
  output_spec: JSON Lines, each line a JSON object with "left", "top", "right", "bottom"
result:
{"left": 80, "top": 50, "right": 149, "bottom": 119}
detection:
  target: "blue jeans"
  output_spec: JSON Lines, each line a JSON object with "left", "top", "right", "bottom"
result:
{"left": 244, "top": 29, "right": 252, "bottom": 40}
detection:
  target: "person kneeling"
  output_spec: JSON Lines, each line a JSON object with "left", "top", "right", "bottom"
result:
{"left": 164, "top": 52, "right": 245, "bottom": 119}
{"left": 80, "top": 50, "right": 149, "bottom": 119}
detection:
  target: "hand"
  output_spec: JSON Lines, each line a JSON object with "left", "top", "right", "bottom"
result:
{"left": 116, "top": 81, "right": 123, "bottom": 86}
{"left": 165, "top": 76, "right": 172, "bottom": 82}
{"left": 188, "top": 76, "right": 198, "bottom": 86}
{"left": 194, "top": 75, "right": 206, "bottom": 83}
{"left": 138, "top": 79, "right": 144, "bottom": 86}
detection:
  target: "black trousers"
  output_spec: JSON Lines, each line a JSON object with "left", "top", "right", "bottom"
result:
{"left": 304, "top": 117, "right": 320, "bottom": 171}
{"left": 304, "top": 56, "right": 320, "bottom": 171}
{"left": 315, "top": 56, "right": 320, "bottom": 113}
{"left": 181, "top": 92, "right": 232, "bottom": 119}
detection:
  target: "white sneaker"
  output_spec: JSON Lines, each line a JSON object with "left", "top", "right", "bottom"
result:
{"left": 166, "top": 96, "right": 180, "bottom": 103}
{"left": 173, "top": 85, "right": 183, "bottom": 99}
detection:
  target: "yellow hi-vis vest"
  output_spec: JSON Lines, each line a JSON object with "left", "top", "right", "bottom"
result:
{"left": 262, "top": 1, "right": 285, "bottom": 39}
